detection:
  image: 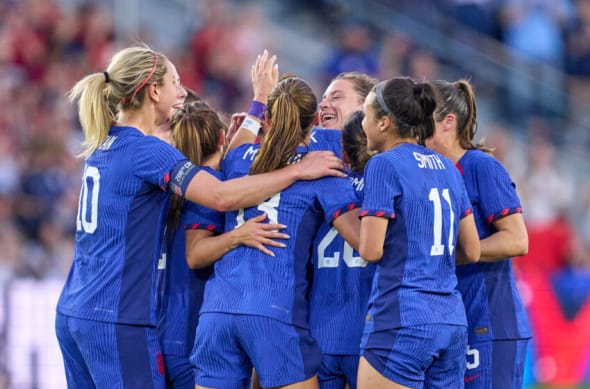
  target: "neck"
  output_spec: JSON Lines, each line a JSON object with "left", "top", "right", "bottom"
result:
{"left": 385, "top": 136, "right": 417, "bottom": 151}
{"left": 117, "top": 106, "right": 156, "bottom": 136}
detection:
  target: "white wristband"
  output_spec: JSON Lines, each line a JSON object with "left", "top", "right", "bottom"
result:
{"left": 241, "top": 116, "right": 261, "bottom": 136}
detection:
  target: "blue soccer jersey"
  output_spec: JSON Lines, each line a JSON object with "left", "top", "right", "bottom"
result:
{"left": 360, "top": 144, "right": 472, "bottom": 332}
{"left": 57, "top": 126, "right": 200, "bottom": 326}
{"left": 455, "top": 150, "right": 531, "bottom": 342}
{"left": 309, "top": 170, "right": 376, "bottom": 355}
{"left": 160, "top": 167, "right": 223, "bottom": 357}
{"left": 309, "top": 128, "right": 343, "bottom": 157}
{"left": 200, "top": 144, "right": 360, "bottom": 329}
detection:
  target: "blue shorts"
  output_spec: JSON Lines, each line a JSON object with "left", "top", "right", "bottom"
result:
{"left": 361, "top": 324, "right": 467, "bottom": 389}
{"left": 164, "top": 354, "right": 194, "bottom": 389}
{"left": 191, "top": 313, "right": 321, "bottom": 388}
{"left": 464, "top": 339, "right": 529, "bottom": 389}
{"left": 318, "top": 354, "right": 360, "bottom": 389}
{"left": 55, "top": 312, "right": 165, "bottom": 389}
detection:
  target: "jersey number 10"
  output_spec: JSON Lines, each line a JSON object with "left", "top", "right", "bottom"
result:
{"left": 76, "top": 166, "right": 100, "bottom": 233}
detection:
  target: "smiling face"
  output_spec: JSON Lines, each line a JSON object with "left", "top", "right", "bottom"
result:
{"left": 156, "top": 60, "right": 187, "bottom": 125}
{"left": 319, "top": 79, "right": 364, "bottom": 130}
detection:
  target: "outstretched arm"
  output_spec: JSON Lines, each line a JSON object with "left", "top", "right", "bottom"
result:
{"left": 184, "top": 151, "right": 346, "bottom": 212}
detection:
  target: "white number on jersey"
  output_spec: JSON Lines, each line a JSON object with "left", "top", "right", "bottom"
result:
{"left": 428, "top": 187, "right": 455, "bottom": 256}
{"left": 235, "top": 193, "right": 281, "bottom": 227}
{"left": 76, "top": 166, "right": 100, "bottom": 233}
{"left": 317, "top": 226, "right": 367, "bottom": 268}
{"left": 466, "top": 344, "right": 480, "bottom": 370}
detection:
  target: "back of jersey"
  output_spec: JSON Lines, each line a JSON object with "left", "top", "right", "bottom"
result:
{"left": 57, "top": 126, "right": 186, "bottom": 326}
{"left": 201, "top": 144, "right": 359, "bottom": 329}
{"left": 361, "top": 144, "right": 472, "bottom": 332}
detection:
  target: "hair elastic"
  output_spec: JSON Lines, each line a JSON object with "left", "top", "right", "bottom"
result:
{"left": 120, "top": 51, "right": 158, "bottom": 105}
{"left": 375, "top": 81, "right": 392, "bottom": 116}
{"left": 103, "top": 71, "right": 110, "bottom": 83}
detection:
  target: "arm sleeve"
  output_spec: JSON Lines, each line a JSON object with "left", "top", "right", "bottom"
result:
{"left": 476, "top": 157, "right": 522, "bottom": 223}
{"left": 360, "top": 155, "right": 398, "bottom": 219}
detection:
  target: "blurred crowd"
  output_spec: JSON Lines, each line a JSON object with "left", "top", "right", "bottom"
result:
{"left": 1, "top": 0, "right": 588, "bottom": 281}
{"left": 1, "top": 0, "right": 590, "bottom": 385}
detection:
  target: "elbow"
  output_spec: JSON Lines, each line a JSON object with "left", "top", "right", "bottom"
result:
{"left": 461, "top": 243, "right": 480, "bottom": 264}
{"left": 186, "top": 256, "right": 209, "bottom": 269}
{"left": 359, "top": 245, "right": 382, "bottom": 263}
{"left": 210, "top": 194, "right": 237, "bottom": 213}
{"left": 466, "top": 249, "right": 480, "bottom": 264}
{"left": 514, "top": 235, "right": 529, "bottom": 257}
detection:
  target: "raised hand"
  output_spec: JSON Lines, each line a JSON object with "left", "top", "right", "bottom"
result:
{"left": 252, "top": 49, "right": 279, "bottom": 104}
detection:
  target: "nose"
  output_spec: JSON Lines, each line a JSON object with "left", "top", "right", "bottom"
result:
{"left": 319, "top": 97, "right": 329, "bottom": 110}
{"left": 179, "top": 87, "right": 188, "bottom": 100}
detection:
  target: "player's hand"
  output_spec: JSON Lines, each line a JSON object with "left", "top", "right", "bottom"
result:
{"left": 226, "top": 112, "right": 247, "bottom": 145}
{"left": 251, "top": 49, "right": 279, "bottom": 104}
{"left": 235, "top": 213, "right": 289, "bottom": 256}
{"left": 297, "top": 151, "right": 346, "bottom": 180}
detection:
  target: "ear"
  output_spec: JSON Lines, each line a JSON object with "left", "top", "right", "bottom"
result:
{"left": 378, "top": 114, "right": 391, "bottom": 133}
{"left": 148, "top": 82, "right": 159, "bottom": 102}
{"left": 218, "top": 128, "right": 226, "bottom": 147}
{"left": 443, "top": 113, "right": 456, "bottom": 132}
{"left": 313, "top": 111, "right": 320, "bottom": 126}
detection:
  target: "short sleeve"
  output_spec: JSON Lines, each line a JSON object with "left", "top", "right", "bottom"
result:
{"left": 360, "top": 155, "right": 398, "bottom": 219}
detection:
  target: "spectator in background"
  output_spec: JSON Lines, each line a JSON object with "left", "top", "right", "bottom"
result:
{"left": 517, "top": 119, "right": 576, "bottom": 274}
{"left": 498, "top": 0, "right": 574, "bottom": 125}
{"left": 321, "top": 20, "right": 379, "bottom": 86}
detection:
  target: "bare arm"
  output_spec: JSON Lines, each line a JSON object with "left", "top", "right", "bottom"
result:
{"left": 479, "top": 213, "right": 528, "bottom": 262}
{"left": 186, "top": 213, "right": 289, "bottom": 269}
{"left": 184, "top": 151, "right": 345, "bottom": 212}
{"left": 358, "top": 216, "right": 388, "bottom": 262}
{"left": 332, "top": 209, "right": 361, "bottom": 251}
{"left": 455, "top": 214, "right": 481, "bottom": 265}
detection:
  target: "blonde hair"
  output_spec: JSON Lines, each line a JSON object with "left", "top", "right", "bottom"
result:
{"left": 68, "top": 46, "right": 169, "bottom": 158}
{"left": 250, "top": 78, "right": 317, "bottom": 175}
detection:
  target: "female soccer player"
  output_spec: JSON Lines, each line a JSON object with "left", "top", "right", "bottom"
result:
{"left": 54, "top": 45, "right": 345, "bottom": 388}
{"left": 309, "top": 110, "right": 376, "bottom": 389}
{"left": 160, "top": 101, "right": 289, "bottom": 388}
{"left": 426, "top": 79, "right": 531, "bottom": 389}
{"left": 357, "top": 77, "right": 480, "bottom": 389}
{"left": 191, "top": 77, "right": 361, "bottom": 389}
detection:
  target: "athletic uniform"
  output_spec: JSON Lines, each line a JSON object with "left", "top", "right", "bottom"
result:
{"left": 191, "top": 143, "right": 360, "bottom": 389}
{"left": 360, "top": 144, "right": 472, "bottom": 389}
{"left": 56, "top": 126, "right": 201, "bottom": 388}
{"left": 160, "top": 167, "right": 222, "bottom": 388}
{"left": 308, "top": 129, "right": 375, "bottom": 389}
{"left": 455, "top": 150, "right": 531, "bottom": 389}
